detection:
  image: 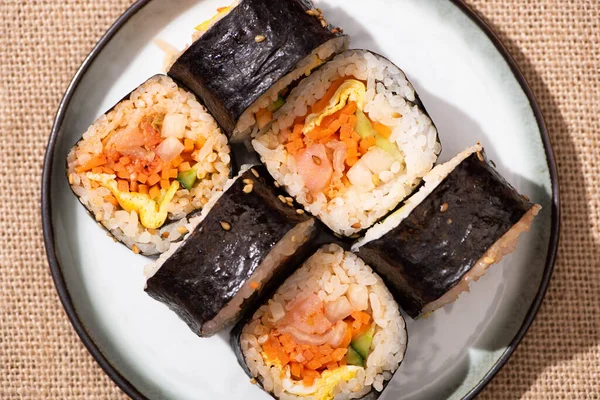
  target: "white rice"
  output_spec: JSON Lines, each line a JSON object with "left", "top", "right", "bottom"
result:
{"left": 67, "top": 75, "right": 231, "bottom": 255}
{"left": 240, "top": 244, "right": 407, "bottom": 399}
{"left": 252, "top": 50, "right": 440, "bottom": 236}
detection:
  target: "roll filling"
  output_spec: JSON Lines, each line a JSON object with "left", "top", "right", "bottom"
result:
{"left": 253, "top": 50, "right": 440, "bottom": 236}
{"left": 67, "top": 75, "right": 231, "bottom": 255}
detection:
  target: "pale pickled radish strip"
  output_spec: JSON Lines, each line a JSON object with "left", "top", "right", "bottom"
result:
{"left": 324, "top": 296, "right": 353, "bottom": 323}
{"left": 155, "top": 136, "right": 184, "bottom": 162}
{"left": 161, "top": 113, "right": 187, "bottom": 138}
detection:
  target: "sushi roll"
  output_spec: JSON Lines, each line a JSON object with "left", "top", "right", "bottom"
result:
{"left": 168, "top": 0, "right": 348, "bottom": 142}
{"left": 253, "top": 50, "right": 441, "bottom": 236}
{"left": 353, "top": 144, "right": 542, "bottom": 319}
{"left": 145, "top": 166, "right": 320, "bottom": 337}
{"left": 235, "top": 244, "right": 407, "bottom": 399}
{"left": 66, "top": 75, "right": 231, "bottom": 255}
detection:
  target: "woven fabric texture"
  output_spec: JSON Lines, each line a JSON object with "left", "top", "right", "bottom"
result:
{"left": 0, "top": 0, "right": 598, "bottom": 399}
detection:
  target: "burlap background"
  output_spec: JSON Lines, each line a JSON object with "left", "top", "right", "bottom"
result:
{"left": 1, "top": 0, "right": 598, "bottom": 398}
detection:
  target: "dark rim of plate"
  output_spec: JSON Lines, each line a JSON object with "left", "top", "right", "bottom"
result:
{"left": 41, "top": 1, "right": 561, "bottom": 399}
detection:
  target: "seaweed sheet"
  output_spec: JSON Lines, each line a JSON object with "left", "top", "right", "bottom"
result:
{"left": 168, "top": 0, "right": 344, "bottom": 138}
{"left": 357, "top": 150, "right": 534, "bottom": 318}
{"left": 145, "top": 166, "right": 320, "bottom": 337}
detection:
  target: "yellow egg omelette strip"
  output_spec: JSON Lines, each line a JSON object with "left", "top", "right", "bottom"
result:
{"left": 280, "top": 365, "right": 361, "bottom": 400}
{"left": 302, "top": 79, "right": 367, "bottom": 134}
{"left": 86, "top": 173, "right": 179, "bottom": 229}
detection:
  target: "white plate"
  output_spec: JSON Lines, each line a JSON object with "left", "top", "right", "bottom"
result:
{"left": 42, "top": 0, "right": 560, "bottom": 399}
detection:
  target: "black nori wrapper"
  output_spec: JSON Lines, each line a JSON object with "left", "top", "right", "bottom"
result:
{"left": 145, "top": 165, "right": 320, "bottom": 337}
{"left": 168, "top": 0, "right": 344, "bottom": 138}
{"left": 357, "top": 149, "right": 534, "bottom": 318}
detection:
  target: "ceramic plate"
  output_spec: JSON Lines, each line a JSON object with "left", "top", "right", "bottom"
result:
{"left": 42, "top": 0, "right": 560, "bottom": 399}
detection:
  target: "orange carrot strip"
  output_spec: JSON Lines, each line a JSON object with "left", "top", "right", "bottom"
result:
{"left": 119, "top": 156, "right": 131, "bottom": 165}
{"left": 75, "top": 154, "right": 107, "bottom": 173}
{"left": 138, "top": 184, "right": 149, "bottom": 195}
{"left": 91, "top": 167, "right": 103, "bottom": 174}
{"left": 328, "top": 120, "right": 341, "bottom": 133}
{"left": 290, "top": 362, "right": 303, "bottom": 379}
{"left": 341, "top": 102, "right": 357, "bottom": 115}
{"left": 319, "top": 109, "right": 343, "bottom": 129}
{"left": 331, "top": 347, "right": 348, "bottom": 362}
{"left": 303, "top": 349, "right": 315, "bottom": 361}
{"left": 279, "top": 334, "right": 295, "bottom": 348}
{"left": 112, "top": 162, "right": 126, "bottom": 173}
{"left": 117, "top": 180, "right": 129, "bottom": 193}
{"left": 305, "top": 359, "right": 322, "bottom": 370}
{"left": 373, "top": 121, "right": 392, "bottom": 139}
{"left": 169, "top": 168, "right": 179, "bottom": 179}
{"left": 352, "top": 311, "right": 371, "bottom": 324}
{"left": 179, "top": 162, "right": 192, "bottom": 172}
{"left": 171, "top": 155, "right": 184, "bottom": 168}
{"left": 184, "top": 138, "right": 195, "bottom": 152}
{"left": 346, "top": 115, "right": 357, "bottom": 127}
{"left": 147, "top": 173, "right": 161, "bottom": 187}
{"left": 311, "top": 77, "right": 347, "bottom": 115}
{"left": 160, "top": 179, "right": 170, "bottom": 190}
{"left": 285, "top": 139, "right": 305, "bottom": 155}
{"left": 196, "top": 137, "right": 206, "bottom": 149}
{"left": 149, "top": 185, "right": 161, "bottom": 199}
{"left": 359, "top": 136, "right": 376, "bottom": 154}
{"left": 339, "top": 113, "right": 350, "bottom": 125}
{"left": 319, "top": 345, "right": 333, "bottom": 356}
{"left": 161, "top": 169, "right": 170, "bottom": 180}
{"left": 325, "top": 362, "right": 339, "bottom": 371}
{"left": 340, "top": 124, "right": 353, "bottom": 138}
{"left": 116, "top": 170, "right": 129, "bottom": 180}
{"left": 318, "top": 354, "right": 332, "bottom": 365}
{"left": 293, "top": 124, "right": 303, "bottom": 136}
{"left": 346, "top": 156, "right": 359, "bottom": 167}
{"left": 102, "top": 166, "right": 115, "bottom": 175}
{"left": 137, "top": 173, "right": 148, "bottom": 184}
{"left": 340, "top": 323, "right": 353, "bottom": 348}
{"left": 303, "top": 372, "right": 318, "bottom": 386}
{"left": 104, "top": 195, "right": 119, "bottom": 207}
{"left": 346, "top": 148, "right": 360, "bottom": 158}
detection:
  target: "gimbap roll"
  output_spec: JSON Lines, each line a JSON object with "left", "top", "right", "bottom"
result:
{"left": 235, "top": 244, "right": 407, "bottom": 399}
{"left": 168, "top": 0, "right": 348, "bottom": 141}
{"left": 353, "top": 144, "right": 542, "bottom": 319}
{"left": 253, "top": 50, "right": 441, "bottom": 236}
{"left": 66, "top": 75, "right": 231, "bottom": 255}
{"left": 145, "top": 166, "right": 320, "bottom": 337}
